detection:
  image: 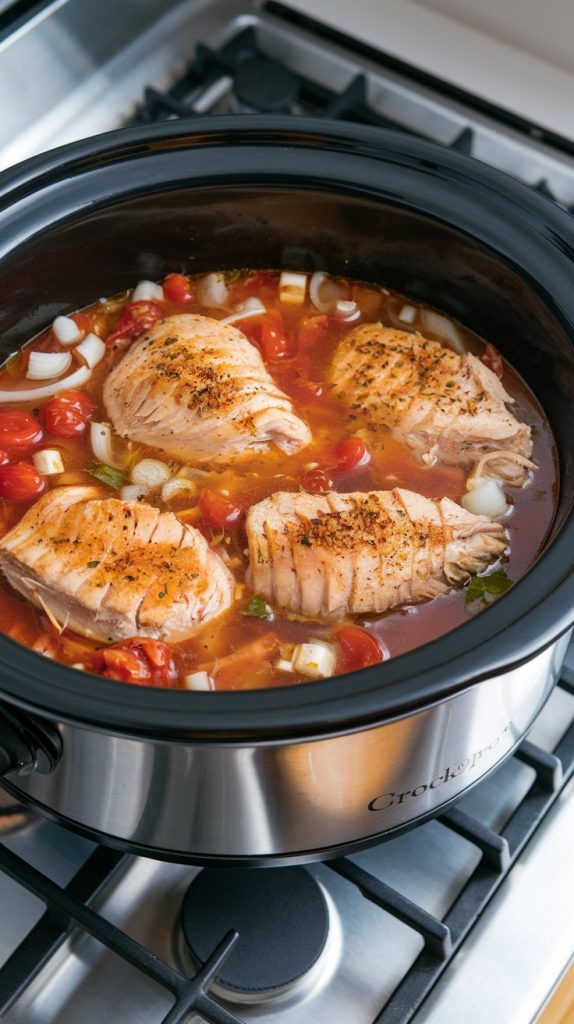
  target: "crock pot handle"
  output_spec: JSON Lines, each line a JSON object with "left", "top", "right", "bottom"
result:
{"left": 0, "top": 706, "right": 61, "bottom": 777}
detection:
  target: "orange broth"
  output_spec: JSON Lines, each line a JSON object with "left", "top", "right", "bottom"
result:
{"left": 0, "top": 270, "right": 558, "bottom": 689}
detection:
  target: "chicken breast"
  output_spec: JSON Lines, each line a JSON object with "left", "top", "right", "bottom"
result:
{"left": 246, "top": 488, "right": 506, "bottom": 619}
{"left": 0, "top": 486, "right": 234, "bottom": 643}
{"left": 330, "top": 325, "right": 533, "bottom": 484}
{"left": 104, "top": 314, "right": 311, "bottom": 463}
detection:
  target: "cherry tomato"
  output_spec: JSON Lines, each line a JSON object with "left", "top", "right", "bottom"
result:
{"left": 92, "top": 638, "right": 177, "bottom": 687}
{"left": 56, "top": 389, "right": 96, "bottom": 419}
{"left": 199, "top": 489, "right": 242, "bottom": 528}
{"left": 163, "top": 273, "right": 194, "bottom": 304}
{"left": 482, "top": 343, "right": 504, "bottom": 380}
{"left": 335, "top": 437, "right": 370, "bottom": 472}
{"left": 301, "top": 468, "right": 333, "bottom": 493}
{"left": 335, "top": 625, "right": 384, "bottom": 673}
{"left": 107, "top": 301, "right": 162, "bottom": 345}
{"left": 0, "top": 411, "right": 43, "bottom": 449}
{"left": 260, "top": 316, "right": 292, "bottom": 361}
{"left": 0, "top": 462, "right": 46, "bottom": 501}
{"left": 0, "top": 451, "right": 9, "bottom": 466}
{"left": 71, "top": 312, "right": 94, "bottom": 335}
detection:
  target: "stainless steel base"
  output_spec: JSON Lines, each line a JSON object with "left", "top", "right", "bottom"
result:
{"left": 8, "top": 634, "right": 569, "bottom": 860}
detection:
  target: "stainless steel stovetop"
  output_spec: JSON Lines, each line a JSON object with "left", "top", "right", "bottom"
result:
{"left": 1, "top": 2, "right": 574, "bottom": 1022}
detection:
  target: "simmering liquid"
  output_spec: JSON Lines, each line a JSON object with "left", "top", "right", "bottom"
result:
{"left": 0, "top": 270, "right": 558, "bottom": 689}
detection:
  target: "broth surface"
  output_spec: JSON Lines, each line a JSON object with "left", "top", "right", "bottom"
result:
{"left": 0, "top": 270, "right": 558, "bottom": 689}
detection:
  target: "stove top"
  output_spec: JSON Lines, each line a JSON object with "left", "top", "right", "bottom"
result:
{"left": 1, "top": 1, "right": 574, "bottom": 1021}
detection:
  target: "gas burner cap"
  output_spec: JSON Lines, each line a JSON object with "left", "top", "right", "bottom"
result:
{"left": 180, "top": 867, "right": 330, "bottom": 1002}
{"left": 232, "top": 58, "right": 299, "bottom": 113}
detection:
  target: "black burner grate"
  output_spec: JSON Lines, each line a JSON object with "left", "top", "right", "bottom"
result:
{"left": 0, "top": 678, "right": 573, "bottom": 1024}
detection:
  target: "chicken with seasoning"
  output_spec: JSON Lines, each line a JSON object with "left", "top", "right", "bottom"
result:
{"left": 246, "top": 488, "right": 507, "bottom": 620}
{"left": 330, "top": 325, "right": 535, "bottom": 484}
{"left": 104, "top": 313, "right": 312, "bottom": 462}
{"left": 0, "top": 486, "right": 234, "bottom": 643}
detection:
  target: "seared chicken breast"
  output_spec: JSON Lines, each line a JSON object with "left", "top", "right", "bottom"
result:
{"left": 330, "top": 325, "right": 533, "bottom": 484}
{"left": 104, "top": 314, "right": 311, "bottom": 463}
{"left": 246, "top": 488, "right": 506, "bottom": 619}
{"left": 0, "top": 486, "right": 234, "bottom": 643}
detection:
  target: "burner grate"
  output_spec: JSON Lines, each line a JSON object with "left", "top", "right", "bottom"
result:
{"left": 0, "top": 678, "right": 573, "bottom": 1024}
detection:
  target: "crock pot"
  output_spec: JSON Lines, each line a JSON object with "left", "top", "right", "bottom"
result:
{"left": 0, "top": 118, "right": 573, "bottom": 864}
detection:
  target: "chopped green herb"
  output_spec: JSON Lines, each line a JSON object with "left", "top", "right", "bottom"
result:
{"left": 242, "top": 594, "right": 273, "bottom": 619}
{"left": 158, "top": 589, "right": 167, "bottom": 600}
{"left": 124, "top": 574, "right": 136, "bottom": 582}
{"left": 299, "top": 535, "right": 312, "bottom": 547}
{"left": 465, "top": 570, "right": 513, "bottom": 607}
{"left": 89, "top": 463, "right": 127, "bottom": 490}
{"left": 87, "top": 560, "right": 100, "bottom": 569}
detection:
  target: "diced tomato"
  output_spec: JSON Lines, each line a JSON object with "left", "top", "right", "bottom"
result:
{"left": 42, "top": 390, "right": 95, "bottom": 437}
{"left": 0, "top": 462, "right": 46, "bottom": 501}
{"left": 199, "top": 489, "right": 242, "bottom": 528}
{"left": 301, "top": 468, "right": 333, "bottom": 493}
{"left": 71, "top": 312, "right": 94, "bottom": 335}
{"left": 91, "top": 637, "right": 177, "bottom": 687}
{"left": 0, "top": 450, "right": 9, "bottom": 466}
{"left": 235, "top": 319, "right": 262, "bottom": 347}
{"left": 107, "top": 301, "right": 162, "bottom": 345}
{"left": 0, "top": 411, "right": 43, "bottom": 450}
{"left": 163, "top": 273, "right": 194, "bottom": 304}
{"left": 335, "top": 624, "right": 385, "bottom": 672}
{"left": 260, "top": 316, "right": 293, "bottom": 361}
{"left": 297, "top": 314, "right": 330, "bottom": 349}
{"left": 242, "top": 271, "right": 279, "bottom": 296}
{"left": 481, "top": 343, "right": 504, "bottom": 379}
{"left": 335, "top": 437, "right": 370, "bottom": 472}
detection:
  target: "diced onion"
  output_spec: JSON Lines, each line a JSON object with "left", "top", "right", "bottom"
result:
{"left": 26, "top": 350, "right": 72, "bottom": 380}
{"left": 335, "top": 300, "right": 360, "bottom": 322}
{"left": 161, "top": 478, "right": 198, "bottom": 503}
{"left": 75, "top": 332, "right": 106, "bottom": 368}
{"left": 279, "top": 271, "right": 307, "bottom": 305}
{"left": 0, "top": 365, "right": 92, "bottom": 404}
{"left": 33, "top": 449, "right": 64, "bottom": 475}
{"left": 421, "top": 310, "right": 467, "bottom": 354}
{"left": 220, "top": 297, "right": 267, "bottom": 326}
{"left": 130, "top": 458, "right": 171, "bottom": 491}
{"left": 275, "top": 658, "right": 295, "bottom": 673}
{"left": 461, "top": 480, "right": 507, "bottom": 518}
{"left": 183, "top": 671, "right": 215, "bottom": 691}
{"left": 398, "top": 304, "right": 417, "bottom": 324}
{"left": 52, "top": 315, "right": 82, "bottom": 345}
{"left": 309, "top": 271, "right": 341, "bottom": 313}
{"left": 90, "top": 421, "right": 125, "bottom": 470}
{"left": 119, "top": 484, "right": 147, "bottom": 502}
{"left": 292, "top": 640, "right": 337, "bottom": 679}
{"left": 132, "top": 280, "right": 164, "bottom": 302}
{"left": 199, "top": 272, "right": 228, "bottom": 308}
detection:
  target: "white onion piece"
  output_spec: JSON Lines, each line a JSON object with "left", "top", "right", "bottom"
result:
{"left": 461, "top": 480, "right": 507, "bottom": 518}
{"left": 309, "top": 271, "right": 342, "bottom": 313}
{"left": 75, "top": 332, "right": 106, "bottom": 369}
{"left": 421, "top": 310, "right": 466, "bottom": 354}
{"left": 398, "top": 303, "right": 417, "bottom": 324}
{"left": 275, "top": 658, "right": 295, "bottom": 673}
{"left": 161, "top": 478, "right": 198, "bottom": 503}
{"left": 132, "top": 280, "right": 164, "bottom": 302}
{"left": 90, "top": 422, "right": 125, "bottom": 471}
{"left": 292, "top": 640, "right": 337, "bottom": 679}
{"left": 130, "top": 458, "right": 171, "bottom": 490}
{"left": 52, "top": 315, "right": 83, "bottom": 345}
{"left": 33, "top": 449, "right": 64, "bottom": 475}
{"left": 0, "top": 365, "right": 91, "bottom": 404}
{"left": 26, "top": 350, "right": 72, "bottom": 380}
{"left": 199, "top": 272, "right": 228, "bottom": 308}
{"left": 279, "top": 271, "right": 307, "bottom": 305}
{"left": 183, "top": 671, "right": 215, "bottom": 691}
{"left": 220, "top": 298, "right": 266, "bottom": 326}
{"left": 119, "top": 484, "right": 147, "bottom": 502}
{"left": 335, "top": 300, "right": 360, "bottom": 323}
